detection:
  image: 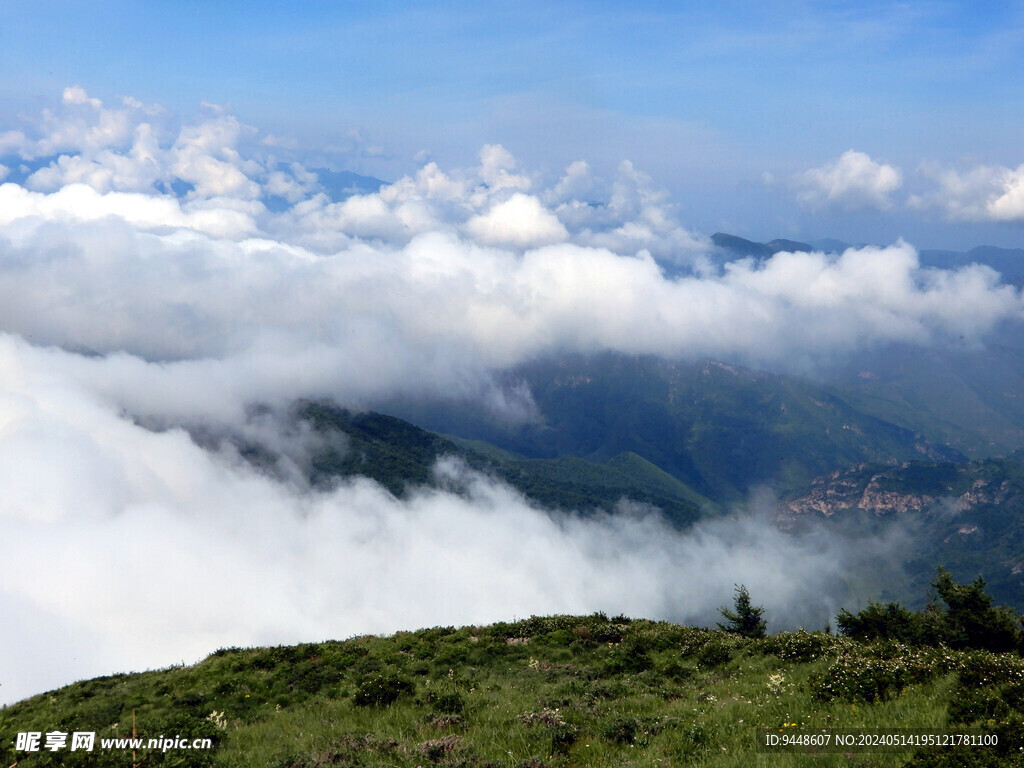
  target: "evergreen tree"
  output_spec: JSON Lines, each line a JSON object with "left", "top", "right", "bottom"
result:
{"left": 932, "top": 567, "right": 1020, "bottom": 653}
{"left": 836, "top": 567, "right": 1023, "bottom": 653}
{"left": 718, "top": 584, "right": 767, "bottom": 638}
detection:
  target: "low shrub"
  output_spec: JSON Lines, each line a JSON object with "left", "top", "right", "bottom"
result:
{"left": 352, "top": 673, "right": 415, "bottom": 707}
{"left": 697, "top": 641, "right": 733, "bottom": 669}
{"left": 604, "top": 716, "right": 638, "bottom": 744}
{"left": 946, "top": 686, "right": 1008, "bottom": 725}
{"left": 812, "top": 644, "right": 940, "bottom": 702}
{"left": 759, "top": 629, "right": 849, "bottom": 663}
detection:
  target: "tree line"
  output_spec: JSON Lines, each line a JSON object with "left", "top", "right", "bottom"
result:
{"left": 719, "top": 567, "right": 1024, "bottom": 654}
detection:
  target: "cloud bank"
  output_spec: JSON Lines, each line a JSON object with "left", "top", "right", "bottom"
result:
{"left": 0, "top": 337, "right": 897, "bottom": 703}
{"left": 1, "top": 90, "right": 1022, "bottom": 704}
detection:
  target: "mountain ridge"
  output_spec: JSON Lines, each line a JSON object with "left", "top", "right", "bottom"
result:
{"left": 378, "top": 353, "right": 967, "bottom": 503}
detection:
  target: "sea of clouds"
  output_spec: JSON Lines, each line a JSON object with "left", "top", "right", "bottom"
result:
{"left": 1, "top": 88, "right": 1021, "bottom": 704}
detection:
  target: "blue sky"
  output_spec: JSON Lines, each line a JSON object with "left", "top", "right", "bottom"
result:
{"left": 3, "top": 0, "right": 1024, "bottom": 247}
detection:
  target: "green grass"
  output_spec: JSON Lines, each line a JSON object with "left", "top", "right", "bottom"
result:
{"left": 5, "top": 616, "right": 1024, "bottom": 767}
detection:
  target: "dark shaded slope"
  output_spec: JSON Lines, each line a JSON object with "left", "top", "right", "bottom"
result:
{"left": 821, "top": 343, "right": 1024, "bottom": 458}
{"left": 385, "top": 354, "right": 964, "bottom": 502}
{"left": 289, "top": 402, "right": 710, "bottom": 526}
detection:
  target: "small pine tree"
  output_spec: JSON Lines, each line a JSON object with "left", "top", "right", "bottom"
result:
{"left": 718, "top": 584, "right": 767, "bottom": 638}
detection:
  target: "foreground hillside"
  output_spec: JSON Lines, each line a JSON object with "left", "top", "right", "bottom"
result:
{"left": 5, "top": 613, "right": 1024, "bottom": 767}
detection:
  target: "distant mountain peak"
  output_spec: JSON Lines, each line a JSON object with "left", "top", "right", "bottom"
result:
{"left": 313, "top": 168, "right": 388, "bottom": 200}
{"left": 711, "top": 233, "right": 814, "bottom": 258}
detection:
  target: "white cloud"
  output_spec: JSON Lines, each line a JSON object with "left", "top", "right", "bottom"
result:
{"left": 26, "top": 123, "right": 165, "bottom": 194}
{"left": 0, "top": 194, "right": 1015, "bottom": 428}
{"left": 0, "top": 182, "right": 261, "bottom": 239}
{"left": 547, "top": 159, "right": 593, "bottom": 202}
{"left": 168, "top": 115, "right": 263, "bottom": 200}
{"left": 464, "top": 193, "right": 568, "bottom": 247}
{"left": 795, "top": 149, "right": 903, "bottom": 211}
{"left": 910, "top": 162, "right": 1024, "bottom": 222}
{"left": 4, "top": 88, "right": 319, "bottom": 206}
{"left": 62, "top": 85, "right": 103, "bottom": 108}
{"left": 264, "top": 161, "right": 320, "bottom": 203}
{"left": 565, "top": 160, "right": 709, "bottom": 263}
{"left": 478, "top": 143, "right": 531, "bottom": 192}
{"left": 0, "top": 130, "right": 29, "bottom": 156}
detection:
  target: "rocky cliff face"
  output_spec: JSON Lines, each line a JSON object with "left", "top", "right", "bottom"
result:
{"left": 956, "top": 477, "right": 1012, "bottom": 511}
{"left": 779, "top": 461, "right": 1013, "bottom": 521}
{"left": 780, "top": 463, "right": 933, "bottom": 520}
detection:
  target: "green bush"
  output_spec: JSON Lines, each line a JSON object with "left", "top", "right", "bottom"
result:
{"left": 546, "top": 722, "right": 578, "bottom": 755}
{"left": 661, "top": 658, "right": 696, "bottom": 682}
{"left": 946, "top": 686, "right": 1008, "bottom": 725}
{"left": 812, "top": 644, "right": 941, "bottom": 703}
{"left": 604, "top": 716, "right": 639, "bottom": 744}
{"left": 605, "top": 646, "right": 653, "bottom": 675}
{"left": 697, "top": 640, "right": 733, "bottom": 669}
{"left": 591, "top": 623, "right": 625, "bottom": 644}
{"left": 352, "top": 673, "right": 415, "bottom": 707}
{"left": 758, "top": 629, "right": 848, "bottom": 662}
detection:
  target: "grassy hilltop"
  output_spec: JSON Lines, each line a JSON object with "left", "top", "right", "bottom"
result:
{"left": 5, "top": 608, "right": 1024, "bottom": 767}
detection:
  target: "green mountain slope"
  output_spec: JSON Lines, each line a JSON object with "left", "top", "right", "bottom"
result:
{"left": 384, "top": 354, "right": 966, "bottom": 503}
{"left": 249, "top": 402, "right": 713, "bottom": 527}
{"left": 821, "top": 344, "right": 1024, "bottom": 458}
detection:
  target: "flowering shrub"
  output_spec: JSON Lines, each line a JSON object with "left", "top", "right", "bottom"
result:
{"left": 758, "top": 629, "right": 852, "bottom": 663}
{"left": 518, "top": 708, "right": 565, "bottom": 728}
{"left": 946, "top": 686, "right": 1008, "bottom": 725}
{"left": 767, "top": 672, "right": 788, "bottom": 695}
{"left": 813, "top": 655, "right": 907, "bottom": 702}
{"left": 955, "top": 650, "right": 1024, "bottom": 688}
{"left": 825, "top": 643, "right": 1024, "bottom": 712}
{"left": 812, "top": 644, "right": 943, "bottom": 702}
{"left": 941, "top": 651, "right": 1024, "bottom": 726}
{"left": 590, "top": 623, "right": 626, "bottom": 644}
